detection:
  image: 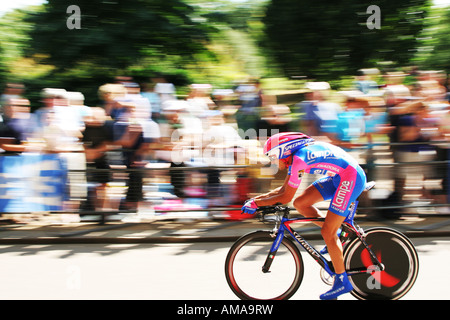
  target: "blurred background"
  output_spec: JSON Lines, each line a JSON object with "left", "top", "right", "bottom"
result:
{"left": 0, "top": 0, "right": 449, "bottom": 224}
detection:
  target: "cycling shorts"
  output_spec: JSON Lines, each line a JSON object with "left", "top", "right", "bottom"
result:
{"left": 312, "top": 165, "right": 366, "bottom": 218}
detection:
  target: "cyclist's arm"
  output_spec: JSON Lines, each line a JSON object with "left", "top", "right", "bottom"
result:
{"left": 254, "top": 156, "right": 306, "bottom": 207}
{"left": 253, "top": 186, "right": 282, "bottom": 200}
{"left": 254, "top": 174, "right": 298, "bottom": 207}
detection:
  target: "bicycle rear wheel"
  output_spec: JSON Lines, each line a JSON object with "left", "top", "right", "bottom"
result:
{"left": 225, "top": 231, "right": 304, "bottom": 300}
{"left": 343, "top": 227, "right": 419, "bottom": 300}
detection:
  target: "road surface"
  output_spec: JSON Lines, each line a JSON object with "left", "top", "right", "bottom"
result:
{"left": 0, "top": 237, "right": 448, "bottom": 300}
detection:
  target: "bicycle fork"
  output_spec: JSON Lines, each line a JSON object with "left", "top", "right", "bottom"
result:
{"left": 262, "top": 228, "right": 284, "bottom": 273}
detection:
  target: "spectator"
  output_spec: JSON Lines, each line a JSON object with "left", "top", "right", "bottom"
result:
{"left": 157, "top": 100, "right": 203, "bottom": 198}
{"left": 297, "top": 90, "right": 320, "bottom": 136}
{"left": 383, "top": 72, "right": 412, "bottom": 108}
{"left": 354, "top": 68, "right": 380, "bottom": 95}
{"left": 159, "top": 99, "right": 203, "bottom": 161}
{"left": 297, "top": 82, "right": 341, "bottom": 139}
{"left": 426, "top": 95, "right": 449, "bottom": 207}
{"left": 411, "top": 70, "right": 446, "bottom": 99}
{"left": 34, "top": 88, "right": 88, "bottom": 211}
{"left": 336, "top": 93, "right": 390, "bottom": 181}
{"left": 98, "top": 83, "right": 126, "bottom": 117}
{"left": 122, "top": 81, "right": 152, "bottom": 120}
{"left": 390, "top": 100, "right": 440, "bottom": 203}
{"left": 58, "top": 91, "right": 92, "bottom": 134}
{"left": 82, "top": 107, "right": 115, "bottom": 212}
{"left": 141, "top": 81, "right": 162, "bottom": 121}
{"left": 202, "top": 110, "right": 243, "bottom": 166}
{"left": 153, "top": 76, "right": 177, "bottom": 106}
{"left": 35, "top": 88, "right": 66, "bottom": 130}
{"left": 334, "top": 93, "right": 389, "bottom": 144}
{"left": 0, "top": 98, "right": 38, "bottom": 154}
{"left": 256, "top": 104, "right": 292, "bottom": 140}
{"left": 32, "top": 89, "right": 75, "bottom": 152}
{"left": 235, "top": 78, "right": 265, "bottom": 138}
{"left": 438, "top": 103, "right": 450, "bottom": 207}
{"left": 334, "top": 93, "right": 366, "bottom": 146}
{"left": 113, "top": 101, "right": 156, "bottom": 211}
{"left": 383, "top": 72, "right": 419, "bottom": 205}
{"left": 35, "top": 88, "right": 86, "bottom": 143}
{"left": 0, "top": 83, "right": 25, "bottom": 117}
{"left": 211, "top": 88, "right": 235, "bottom": 109}
{"left": 110, "top": 81, "right": 151, "bottom": 121}
{"left": 186, "top": 84, "right": 215, "bottom": 117}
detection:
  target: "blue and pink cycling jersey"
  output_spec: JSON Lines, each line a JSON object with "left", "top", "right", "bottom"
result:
{"left": 287, "top": 141, "right": 366, "bottom": 217}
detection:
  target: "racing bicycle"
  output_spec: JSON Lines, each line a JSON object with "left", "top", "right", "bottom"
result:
{"left": 224, "top": 183, "right": 419, "bottom": 300}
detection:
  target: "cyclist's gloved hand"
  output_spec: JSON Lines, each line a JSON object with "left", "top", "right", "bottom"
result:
{"left": 242, "top": 199, "right": 258, "bottom": 214}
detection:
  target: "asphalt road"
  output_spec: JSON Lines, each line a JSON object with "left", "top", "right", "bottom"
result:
{"left": 0, "top": 236, "right": 448, "bottom": 300}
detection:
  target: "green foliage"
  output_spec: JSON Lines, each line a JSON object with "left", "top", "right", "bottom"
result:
{"left": 16, "top": 0, "right": 216, "bottom": 105}
{"left": 262, "top": 0, "right": 431, "bottom": 80}
{"left": 0, "top": 46, "right": 8, "bottom": 90}
{"left": 413, "top": 6, "right": 450, "bottom": 73}
{"left": 26, "top": 0, "right": 211, "bottom": 70}
{"left": 1, "top": 0, "right": 448, "bottom": 107}
{"left": 0, "top": 8, "right": 33, "bottom": 85}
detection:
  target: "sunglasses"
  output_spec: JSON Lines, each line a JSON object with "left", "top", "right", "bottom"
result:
{"left": 265, "top": 145, "right": 283, "bottom": 161}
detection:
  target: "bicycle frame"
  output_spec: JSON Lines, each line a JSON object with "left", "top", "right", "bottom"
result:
{"left": 261, "top": 204, "right": 384, "bottom": 278}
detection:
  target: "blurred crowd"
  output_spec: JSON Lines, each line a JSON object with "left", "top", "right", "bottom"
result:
{"left": 296, "top": 69, "right": 449, "bottom": 213}
{"left": 0, "top": 68, "right": 449, "bottom": 221}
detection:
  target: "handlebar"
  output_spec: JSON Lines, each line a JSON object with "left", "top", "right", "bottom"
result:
{"left": 256, "top": 205, "right": 291, "bottom": 217}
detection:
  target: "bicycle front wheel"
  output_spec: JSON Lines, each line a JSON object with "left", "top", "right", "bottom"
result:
{"left": 225, "top": 231, "right": 304, "bottom": 300}
{"left": 344, "top": 227, "right": 419, "bottom": 300}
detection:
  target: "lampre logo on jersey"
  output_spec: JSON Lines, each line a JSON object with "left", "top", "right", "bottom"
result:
{"left": 331, "top": 180, "right": 353, "bottom": 211}
{"left": 307, "top": 150, "right": 337, "bottom": 160}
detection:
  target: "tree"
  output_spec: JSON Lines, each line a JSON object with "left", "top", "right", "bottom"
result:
{"left": 0, "top": 46, "right": 8, "bottom": 90}
{"left": 22, "top": 0, "right": 213, "bottom": 104}
{"left": 262, "top": 0, "right": 430, "bottom": 80}
{"left": 26, "top": 0, "right": 211, "bottom": 71}
{"left": 414, "top": 6, "right": 450, "bottom": 74}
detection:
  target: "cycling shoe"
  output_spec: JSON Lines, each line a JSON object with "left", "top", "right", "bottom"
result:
{"left": 320, "top": 272, "right": 353, "bottom": 300}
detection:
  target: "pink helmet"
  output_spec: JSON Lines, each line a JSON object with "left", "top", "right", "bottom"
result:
{"left": 263, "top": 132, "right": 314, "bottom": 160}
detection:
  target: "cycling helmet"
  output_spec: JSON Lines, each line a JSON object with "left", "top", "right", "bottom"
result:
{"left": 263, "top": 132, "right": 314, "bottom": 160}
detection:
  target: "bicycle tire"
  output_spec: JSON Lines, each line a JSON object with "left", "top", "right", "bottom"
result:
{"left": 343, "top": 227, "right": 419, "bottom": 300}
{"left": 225, "top": 231, "right": 304, "bottom": 300}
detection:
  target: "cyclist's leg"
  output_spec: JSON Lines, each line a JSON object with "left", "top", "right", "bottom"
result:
{"left": 322, "top": 211, "right": 347, "bottom": 274}
{"left": 325, "top": 168, "right": 365, "bottom": 270}
{"left": 293, "top": 177, "right": 332, "bottom": 227}
{"left": 320, "top": 169, "right": 366, "bottom": 300}
{"left": 320, "top": 211, "right": 353, "bottom": 300}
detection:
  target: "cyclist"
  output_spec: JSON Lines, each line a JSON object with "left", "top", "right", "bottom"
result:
{"left": 242, "top": 132, "right": 366, "bottom": 300}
